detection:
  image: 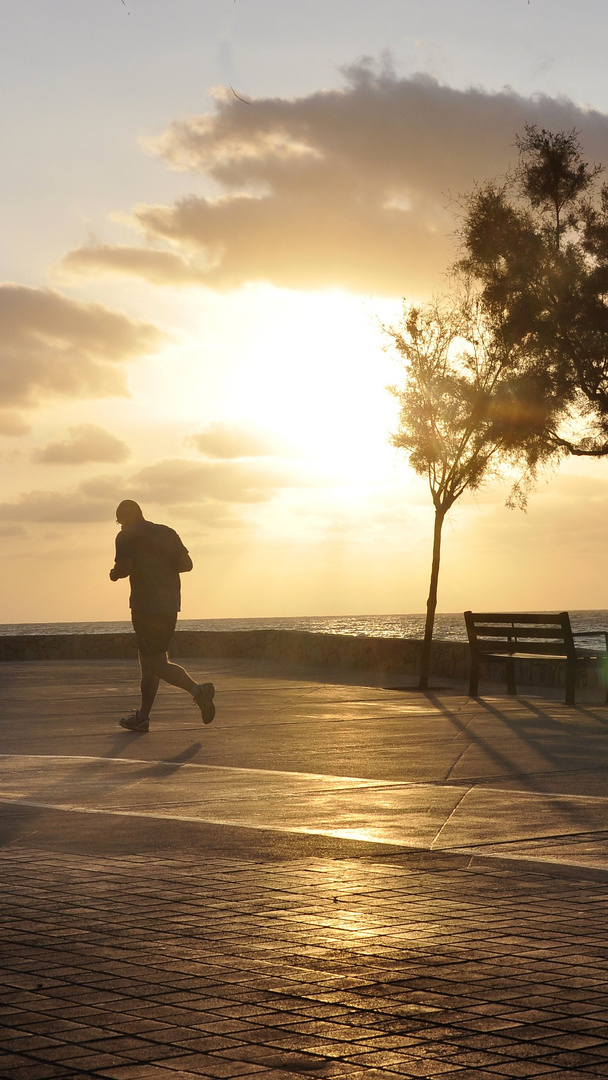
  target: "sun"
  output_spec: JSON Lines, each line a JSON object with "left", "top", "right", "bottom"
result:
{"left": 123, "top": 284, "right": 404, "bottom": 494}
{"left": 226, "top": 287, "right": 401, "bottom": 482}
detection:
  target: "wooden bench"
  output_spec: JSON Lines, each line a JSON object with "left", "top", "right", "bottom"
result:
{"left": 464, "top": 611, "right": 608, "bottom": 705}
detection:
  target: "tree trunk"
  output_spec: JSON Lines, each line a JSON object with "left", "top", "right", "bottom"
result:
{"left": 418, "top": 506, "right": 445, "bottom": 691}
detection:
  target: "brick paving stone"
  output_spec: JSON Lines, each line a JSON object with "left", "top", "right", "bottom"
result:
{"left": 0, "top": 1052, "right": 36, "bottom": 1069}
{"left": 489, "top": 1042, "right": 558, "bottom": 1061}
{"left": 488, "top": 1062, "right": 562, "bottom": 1076}
{"left": 228, "top": 1012, "right": 302, "bottom": 1029}
{"left": 457, "top": 1016, "right": 524, "bottom": 1032}
{"left": 195, "top": 1019, "right": 262, "bottom": 1035}
{"left": 350, "top": 1034, "right": 426, "bottom": 1051}
{"left": 120, "top": 1043, "right": 198, "bottom": 1063}
{"left": 7, "top": 852, "right": 608, "bottom": 1079}
{"left": 542, "top": 1033, "right": 608, "bottom": 1049}
{"left": 140, "top": 1026, "right": 221, "bottom": 1044}
{"left": 534, "top": 1074, "right": 597, "bottom": 1080}
{"left": 547, "top": 1016, "right": 608, "bottom": 1032}
{"left": 97, "top": 1067, "right": 213, "bottom": 1079}
{"left": 424, "top": 1048, "right": 508, "bottom": 1067}
{"left": 27, "top": 1043, "right": 99, "bottom": 1063}
{"left": 236, "top": 1073, "right": 327, "bottom": 1080}
{"left": 440, "top": 1033, "right": 514, "bottom": 1050}
{"left": 227, "top": 1046, "right": 345, "bottom": 1072}
{"left": 1, "top": 1066, "right": 77, "bottom": 1079}
{"left": 165, "top": 1036, "right": 245, "bottom": 1053}
{"left": 350, "top": 1049, "right": 449, "bottom": 1069}
{"left": 337, "top": 1072, "right": 411, "bottom": 1080}
{"left": 446, "top": 1072, "right": 534, "bottom": 1080}
{"left": 280, "top": 1019, "right": 382, "bottom": 1041}
{"left": 58, "top": 1051, "right": 129, "bottom": 1069}
{"left": 0, "top": 1035, "right": 61, "bottom": 1052}
{"left": 373, "top": 1057, "right": 463, "bottom": 1075}
{"left": 167, "top": 1061, "right": 279, "bottom": 1077}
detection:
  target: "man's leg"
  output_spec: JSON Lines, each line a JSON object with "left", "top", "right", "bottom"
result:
{"left": 121, "top": 652, "right": 197, "bottom": 730}
{"left": 118, "top": 649, "right": 159, "bottom": 732}
{"left": 149, "top": 654, "right": 215, "bottom": 725}
{"left": 155, "top": 656, "right": 215, "bottom": 724}
{"left": 139, "top": 654, "right": 199, "bottom": 718}
{"left": 122, "top": 612, "right": 215, "bottom": 729}
{"left": 155, "top": 654, "right": 198, "bottom": 696}
{"left": 138, "top": 652, "right": 162, "bottom": 721}
{"left": 131, "top": 613, "right": 183, "bottom": 721}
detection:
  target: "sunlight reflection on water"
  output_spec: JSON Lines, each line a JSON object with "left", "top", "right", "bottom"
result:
{"left": 2, "top": 611, "right": 607, "bottom": 646}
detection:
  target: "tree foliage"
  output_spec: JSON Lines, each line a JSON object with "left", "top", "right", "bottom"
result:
{"left": 459, "top": 124, "right": 608, "bottom": 463}
{"left": 388, "top": 299, "right": 511, "bottom": 506}
{"left": 515, "top": 125, "right": 601, "bottom": 247}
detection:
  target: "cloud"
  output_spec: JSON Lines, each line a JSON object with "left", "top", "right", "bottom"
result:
{"left": 0, "top": 450, "right": 327, "bottom": 525}
{"left": 82, "top": 457, "right": 300, "bottom": 505}
{"left": 35, "top": 424, "right": 131, "bottom": 465}
{"left": 0, "top": 283, "right": 165, "bottom": 411}
{"left": 0, "top": 524, "right": 26, "bottom": 537}
{"left": 0, "top": 411, "right": 30, "bottom": 436}
{"left": 58, "top": 61, "right": 608, "bottom": 297}
{"left": 0, "top": 486, "right": 241, "bottom": 528}
{"left": 59, "top": 245, "right": 210, "bottom": 286}
{"left": 187, "top": 422, "right": 294, "bottom": 459}
{"left": 0, "top": 491, "right": 113, "bottom": 524}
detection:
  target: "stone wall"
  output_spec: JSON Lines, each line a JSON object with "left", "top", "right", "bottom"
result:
{"left": 0, "top": 629, "right": 604, "bottom": 693}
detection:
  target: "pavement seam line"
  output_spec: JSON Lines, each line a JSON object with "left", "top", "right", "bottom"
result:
{"left": 0, "top": 752, "right": 407, "bottom": 788}
{"left": 0, "top": 798, "right": 430, "bottom": 846}
{"left": 429, "top": 784, "right": 475, "bottom": 849}
{"left": 7, "top": 753, "right": 608, "bottom": 803}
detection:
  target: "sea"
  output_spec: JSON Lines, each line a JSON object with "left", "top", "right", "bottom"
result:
{"left": 2, "top": 611, "right": 608, "bottom": 647}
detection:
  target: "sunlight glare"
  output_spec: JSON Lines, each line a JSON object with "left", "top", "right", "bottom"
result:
{"left": 229, "top": 289, "right": 400, "bottom": 484}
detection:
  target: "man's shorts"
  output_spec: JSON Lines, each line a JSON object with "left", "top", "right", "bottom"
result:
{"left": 131, "top": 611, "right": 177, "bottom": 656}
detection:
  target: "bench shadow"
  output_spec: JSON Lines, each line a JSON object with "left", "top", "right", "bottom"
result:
{"left": 425, "top": 691, "right": 608, "bottom": 838}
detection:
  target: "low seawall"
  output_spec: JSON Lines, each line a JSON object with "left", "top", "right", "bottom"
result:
{"left": 0, "top": 629, "right": 603, "bottom": 692}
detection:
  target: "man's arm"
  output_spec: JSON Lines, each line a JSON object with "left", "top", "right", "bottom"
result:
{"left": 169, "top": 529, "right": 193, "bottom": 572}
{"left": 177, "top": 549, "right": 193, "bottom": 573}
{"left": 111, "top": 527, "right": 134, "bottom": 581}
{"left": 109, "top": 556, "right": 132, "bottom": 581}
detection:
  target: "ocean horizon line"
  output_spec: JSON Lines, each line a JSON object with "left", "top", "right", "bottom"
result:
{"left": 1, "top": 610, "right": 608, "bottom": 645}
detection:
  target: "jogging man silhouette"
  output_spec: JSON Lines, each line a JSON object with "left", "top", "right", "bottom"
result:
{"left": 109, "top": 499, "right": 215, "bottom": 732}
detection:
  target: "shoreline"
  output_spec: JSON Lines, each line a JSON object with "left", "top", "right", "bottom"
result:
{"left": 0, "top": 626, "right": 604, "bottom": 695}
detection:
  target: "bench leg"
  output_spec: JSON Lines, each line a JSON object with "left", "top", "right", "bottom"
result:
{"left": 565, "top": 664, "right": 576, "bottom": 706}
{"left": 506, "top": 658, "right": 517, "bottom": 696}
{"left": 468, "top": 658, "right": 480, "bottom": 697}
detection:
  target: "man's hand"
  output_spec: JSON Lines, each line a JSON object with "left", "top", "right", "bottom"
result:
{"left": 109, "top": 557, "right": 132, "bottom": 581}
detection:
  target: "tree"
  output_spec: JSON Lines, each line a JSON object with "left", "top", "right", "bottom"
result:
{"left": 385, "top": 295, "right": 522, "bottom": 690}
{"left": 459, "top": 125, "right": 608, "bottom": 468}
{"left": 385, "top": 128, "right": 608, "bottom": 689}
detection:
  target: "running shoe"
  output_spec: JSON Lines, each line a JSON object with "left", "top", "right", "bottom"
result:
{"left": 194, "top": 682, "right": 215, "bottom": 725}
{"left": 119, "top": 712, "right": 150, "bottom": 733}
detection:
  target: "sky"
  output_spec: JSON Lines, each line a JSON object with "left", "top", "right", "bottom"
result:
{"left": 3, "top": 0, "right": 608, "bottom": 623}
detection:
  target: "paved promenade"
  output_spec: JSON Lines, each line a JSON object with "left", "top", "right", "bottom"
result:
{"left": 3, "top": 657, "right": 608, "bottom": 1078}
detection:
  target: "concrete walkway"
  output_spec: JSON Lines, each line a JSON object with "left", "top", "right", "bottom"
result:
{"left": 3, "top": 657, "right": 608, "bottom": 1077}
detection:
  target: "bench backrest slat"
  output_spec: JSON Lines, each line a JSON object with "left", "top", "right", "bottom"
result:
{"left": 471, "top": 641, "right": 570, "bottom": 656}
{"left": 466, "top": 612, "right": 566, "bottom": 625}
{"left": 464, "top": 611, "right": 576, "bottom": 660}
{"left": 471, "top": 626, "right": 567, "bottom": 639}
